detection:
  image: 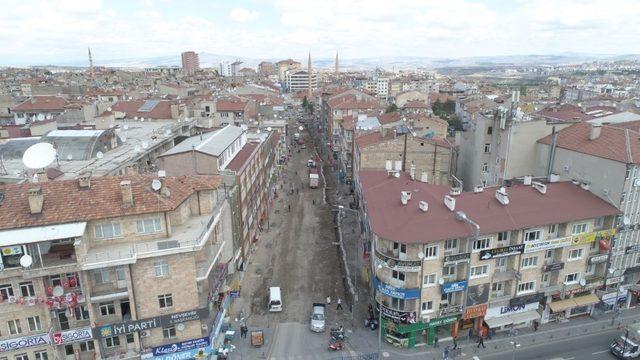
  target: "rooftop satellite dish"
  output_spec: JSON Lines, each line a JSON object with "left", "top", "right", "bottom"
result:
{"left": 140, "top": 117, "right": 145, "bottom": 122}
{"left": 134, "top": 117, "right": 138, "bottom": 121}
{"left": 579, "top": 278, "right": 586, "bottom": 287}
{"left": 151, "top": 179, "right": 162, "bottom": 191}
{"left": 298, "top": 126, "right": 303, "bottom": 131}
{"left": 107, "top": 107, "right": 112, "bottom": 111}
{"left": 67, "top": 154, "right": 73, "bottom": 161}
{"left": 123, "top": 124, "right": 129, "bottom": 130}
{"left": 165, "top": 129, "right": 171, "bottom": 136}
{"left": 142, "top": 142, "right": 149, "bottom": 149}
{"left": 623, "top": 216, "right": 631, "bottom": 227}
{"left": 45, "top": 114, "right": 52, "bottom": 120}
{"left": 22, "top": 143, "right": 56, "bottom": 169}
{"left": 52, "top": 286, "right": 64, "bottom": 297}
{"left": 257, "top": 129, "right": 261, "bottom": 134}
{"left": 438, "top": 277, "right": 445, "bottom": 285}
{"left": 267, "top": 127, "right": 272, "bottom": 132}
{"left": 37, "top": 114, "right": 45, "bottom": 121}
{"left": 134, "top": 145, "right": 141, "bottom": 152}
{"left": 96, "top": 151, "right": 104, "bottom": 159}
{"left": 19, "top": 254, "right": 33, "bottom": 268}
{"left": 120, "top": 135, "right": 127, "bottom": 143}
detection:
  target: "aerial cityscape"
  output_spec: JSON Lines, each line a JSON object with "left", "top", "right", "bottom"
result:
{"left": 1, "top": 1, "right": 640, "bottom": 360}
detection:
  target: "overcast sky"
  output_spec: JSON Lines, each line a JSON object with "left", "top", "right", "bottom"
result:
{"left": 1, "top": 0, "right": 639, "bottom": 66}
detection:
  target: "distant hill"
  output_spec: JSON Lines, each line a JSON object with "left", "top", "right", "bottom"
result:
{"left": 48, "top": 52, "right": 640, "bottom": 70}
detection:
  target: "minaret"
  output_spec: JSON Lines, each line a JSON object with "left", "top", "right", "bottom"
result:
{"left": 335, "top": 51, "right": 339, "bottom": 76}
{"left": 88, "top": 47, "right": 94, "bottom": 78}
{"left": 307, "top": 51, "right": 313, "bottom": 101}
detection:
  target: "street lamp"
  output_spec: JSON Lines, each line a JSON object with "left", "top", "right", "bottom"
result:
{"left": 454, "top": 211, "right": 480, "bottom": 333}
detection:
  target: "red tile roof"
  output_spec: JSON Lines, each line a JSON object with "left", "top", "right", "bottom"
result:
{"left": 537, "top": 122, "right": 640, "bottom": 164}
{"left": 225, "top": 142, "right": 259, "bottom": 172}
{"left": 356, "top": 131, "right": 451, "bottom": 149}
{"left": 0, "top": 175, "right": 221, "bottom": 230}
{"left": 13, "top": 96, "right": 69, "bottom": 112}
{"left": 402, "top": 100, "right": 429, "bottom": 109}
{"left": 360, "top": 171, "right": 620, "bottom": 244}
{"left": 378, "top": 112, "right": 400, "bottom": 125}
{"left": 216, "top": 96, "right": 250, "bottom": 112}
{"left": 110, "top": 100, "right": 175, "bottom": 119}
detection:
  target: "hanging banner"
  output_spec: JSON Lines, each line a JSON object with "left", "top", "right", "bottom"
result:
{"left": 479, "top": 244, "right": 524, "bottom": 260}
{"left": 0, "top": 333, "right": 51, "bottom": 352}
{"left": 52, "top": 327, "right": 93, "bottom": 345}
{"left": 441, "top": 280, "right": 467, "bottom": 294}
{"left": 443, "top": 253, "right": 470, "bottom": 264}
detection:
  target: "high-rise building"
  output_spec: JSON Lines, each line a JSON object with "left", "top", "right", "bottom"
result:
{"left": 181, "top": 51, "right": 200, "bottom": 74}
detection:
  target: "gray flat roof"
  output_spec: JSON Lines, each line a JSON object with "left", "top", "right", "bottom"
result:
{"left": 160, "top": 125, "right": 244, "bottom": 157}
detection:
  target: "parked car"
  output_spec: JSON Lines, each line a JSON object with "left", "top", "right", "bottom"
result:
{"left": 310, "top": 303, "right": 326, "bottom": 332}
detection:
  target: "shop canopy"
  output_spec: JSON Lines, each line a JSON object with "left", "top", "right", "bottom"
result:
{"left": 484, "top": 316, "right": 513, "bottom": 329}
{"left": 549, "top": 299, "right": 577, "bottom": 313}
{"left": 572, "top": 294, "right": 599, "bottom": 307}
{"left": 509, "top": 310, "right": 540, "bottom": 324}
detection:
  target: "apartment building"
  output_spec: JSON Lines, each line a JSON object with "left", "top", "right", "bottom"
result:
{"left": 285, "top": 71, "right": 317, "bottom": 93}
{"left": 12, "top": 96, "right": 70, "bottom": 125}
{"left": 0, "top": 174, "right": 234, "bottom": 360}
{"left": 358, "top": 170, "right": 619, "bottom": 348}
{"left": 180, "top": 51, "right": 199, "bottom": 75}
{"left": 275, "top": 59, "right": 301, "bottom": 82}
{"left": 320, "top": 89, "right": 381, "bottom": 149}
{"left": 537, "top": 122, "right": 640, "bottom": 305}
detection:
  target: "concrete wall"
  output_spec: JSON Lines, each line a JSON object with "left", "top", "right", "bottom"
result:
{"left": 159, "top": 152, "right": 219, "bottom": 176}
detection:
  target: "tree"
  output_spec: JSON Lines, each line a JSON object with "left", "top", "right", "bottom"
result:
{"left": 447, "top": 115, "right": 464, "bottom": 131}
{"left": 302, "top": 96, "right": 309, "bottom": 108}
{"left": 385, "top": 103, "right": 398, "bottom": 113}
{"left": 519, "top": 86, "right": 527, "bottom": 97}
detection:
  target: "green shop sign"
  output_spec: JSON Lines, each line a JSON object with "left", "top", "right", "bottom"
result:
{"left": 428, "top": 315, "right": 458, "bottom": 329}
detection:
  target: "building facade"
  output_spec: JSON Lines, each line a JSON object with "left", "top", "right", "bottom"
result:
{"left": 180, "top": 51, "right": 199, "bottom": 75}
{"left": 358, "top": 171, "right": 620, "bottom": 348}
{"left": 0, "top": 174, "right": 234, "bottom": 360}
{"left": 285, "top": 71, "right": 317, "bottom": 93}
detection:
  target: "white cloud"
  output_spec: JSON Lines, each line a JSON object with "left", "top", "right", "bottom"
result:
{"left": 230, "top": 7, "right": 259, "bottom": 23}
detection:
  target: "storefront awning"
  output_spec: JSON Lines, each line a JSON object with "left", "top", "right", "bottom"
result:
{"left": 508, "top": 310, "right": 540, "bottom": 324}
{"left": 549, "top": 299, "right": 577, "bottom": 312}
{"left": 572, "top": 294, "right": 599, "bottom": 307}
{"left": 484, "top": 316, "right": 513, "bottom": 329}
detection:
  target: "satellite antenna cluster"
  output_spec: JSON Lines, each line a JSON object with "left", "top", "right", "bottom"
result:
{"left": 22, "top": 143, "right": 56, "bottom": 170}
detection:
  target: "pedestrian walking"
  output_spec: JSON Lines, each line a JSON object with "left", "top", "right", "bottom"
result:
{"left": 477, "top": 334, "right": 486, "bottom": 349}
{"left": 326, "top": 296, "right": 331, "bottom": 305}
{"left": 336, "top": 298, "right": 343, "bottom": 310}
{"left": 533, "top": 320, "right": 539, "bottom": 332}
{"left": 452, "top": 335, "right": 458, "bottom": 349}
{"left": 433, "top": 335, "right": 439, "bottom": 348}
{"left": 288, "top": 204, "right": 291, "bottom": 212}
{"left": 313, "top": 199, "right": 316, "bottom": 205}
{"left": 468, "top": 328, "right": 473, "bottom": 342}
{"left": 240, "top": 324, "right": 248, "bottom": 339}
{"left": 443, "top": 345, "right": 450, "bottom": 360}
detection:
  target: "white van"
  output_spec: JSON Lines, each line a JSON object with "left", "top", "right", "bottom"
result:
{"left": 269, "top": 287, "right": 283, "bottom": 312}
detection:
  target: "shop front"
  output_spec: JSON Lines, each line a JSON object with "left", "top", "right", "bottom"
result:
{"left": 600, "top": 288, "right": 628, "bottom": 311}
{"left": 380, "top": 313, "right": 459, "bottom": 348}
{"left": 462, "top": 303, "right": 488, "bottom": 332}
{"left": 548, "top": 293, "right": 600, "bottom": 320}
{"left": 483, "top": 302, "right": 541, "bottom": 332}
{"left": 142, "top": 337, "right": 211, "bottom": 359}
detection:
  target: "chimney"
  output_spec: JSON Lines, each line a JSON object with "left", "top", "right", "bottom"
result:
{"left": 28, "top": 188, "right": 44, "bottom": 214}
{"left": 36, "top": 171, "right": 48, "bottom": 183}
{"left": 523, "top": 175, "right": 532, "bottom": 185}
{"left": 78, "top": 172, "right": 91, "bottom": 189}
{"left": 120, "top": 180, "right": 134, "bottom": 206}
{"left": 380, "top": 126, "right": 386, "bottom": 137}
{"left": 444, "top": 195, "right": 456, "bottom": 211}
{"left": 589, "top": 123, "right": 602, "bottom": 140}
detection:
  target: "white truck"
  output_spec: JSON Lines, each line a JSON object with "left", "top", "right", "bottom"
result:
{"left": 611, "top": 323, "right": 640, "bottom": 359}
{"left": 309, "top": 168, "right": 319, "bottom": 188}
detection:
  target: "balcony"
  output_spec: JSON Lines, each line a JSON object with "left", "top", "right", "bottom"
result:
{"left": 81, "top": 201, "right": 226, "bottom": 270}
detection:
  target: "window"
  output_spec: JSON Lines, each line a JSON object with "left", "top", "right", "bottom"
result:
{"left": 545, "top": 249, "right": 554, "bottom": 259}
{"left": 571, "top": 223, "right": 588, "bottom": 235}
{"left": 99, "top": 302, "right": 115, "bottom": 316}
{"left": 19, "top": 282, "right": 35, "bottom": 297}
{"left": 154, "top": 259, "right": 170, "bottom": 277}
{"left": 491, "top": 282, "right": 505, "bottom": 297}
{"left": 568, "top": 248, "right": 584, "bottom": 261}
{"left": 524, "top": 229, "right": 542, "bottom": 242}
{"left": 391, "top": 297, "right": 405, "bottom": 310}
{"left": 391, "top": 270, "right": 406, "bottom": 282}
{"left": 621, "top": 192, "right": 626, "bottom": 203}
{"left": 14, "top": 355, "right": 28, "bottom": 360}
{"left": 496, "top": 257, "right": 507, "bottom": 269}
{"left": 0, "top": 284, "right": 14, "bottom": 299}
{"left": 521, "top": 256, "right": 538, "bottom": 268}
{"left": 74, "top": 305, "right": 90, "bottom": 320}
{"left": 481, "top": 163, "right": 488, "bottom": 173}
{"left": 423, "top": 274, "right": 437, "bottom": 286}
{"left": 424, "top": 245, "right": 438, "bottom": 259}
{"left": 484, "top": 144, "right": 491, "bottom": 153}
{"left": 421, "top": 301, "right": 434, "bottom": 313}
{"left": 497, "top": 231, "right": 510, "bottom": 243}
{"left": 487, "top": 126, "right": 493, "bottom": 135}
{"left": 8, "top": 319, "right": 21, "bottom": 335}
{"left": 594, "top": 217, "right": 604, "bottom": 229}
{"left": 136, "top": 218, "right": 162, "bottom": 234}
{"left": 64, "top": 345, "right": 73, "bottom": 356}
{"left": 116, "top": 267, "right": 126, "bottom": 281}
{"left": 163, "top": 326, "right": 176, "bottom": 339}
{"left": 94, "top": 223, "right": 122, "bottom": 239}
{"left": 27, "top": 316, "right": 41, "bottom": 331}
{"left": 34, "top": 351, "right": 48, "bottom": 360}
{"left": 471, "top": 265, "right": 489, "bottom": 278}
{"left": 542, "top": 273, "right": 550, "bottom": 286}
{"left": 517, "top": 281, "right": 536, "bottom": 294}
{"left": 472, "top": 238, "right": 491, "bottom": 252}
{"left": 93, "top": 268, "right": 110, "bottom": 284}
{"left": 586, "top": 263, "right": 596, "bottom": 275}
{"left": 565, "top": 272, "right": 580, "bottom": 284}
{"left": 548, "top": 224, "right": 557, "bottom": 237}
{"left": 104, "top": 336, "right": 120, "bottom": 348}
{"left": 443, "top": 265, "right": 456, "bottom": 276}
{"left": 79, "top": 340, "right": 95, "bottom": 352}
{"left": 444, "top": 239, "right": 458, "bottom": 251}
{"left": 158, "top": 294, "right": 173, "bottom": 308}
{"left": 126, "top": 333, "right": 135, "bottom": 344}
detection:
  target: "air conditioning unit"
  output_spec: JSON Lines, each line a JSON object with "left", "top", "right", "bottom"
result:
{"left": 140, "top": 330, "right": 150, "bottom": 338}
{"left": 495, "top": 187, "right": 509, "bottom": 205}
{"left": 116, "top": 280, "right": 127, "bottom": 289}
{"left": 450, "top": 187, "right": 462, "bottom": 196}
{"left": 473, "top": 185, "right": 484, "bottom": 193}
{"left": 532, "top": 181, "right": 547, "bottom": 194}
{"left": 418, "top": 201, "right": 428, "bottom": 212}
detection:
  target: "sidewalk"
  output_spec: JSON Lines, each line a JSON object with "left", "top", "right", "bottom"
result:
{"left": 344, "top": 309, "right": 640, "bottom": 359}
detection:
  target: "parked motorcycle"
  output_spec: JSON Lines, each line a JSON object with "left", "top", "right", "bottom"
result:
{"left": 328, "top": 340, "right": 343, "bottom": 351}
